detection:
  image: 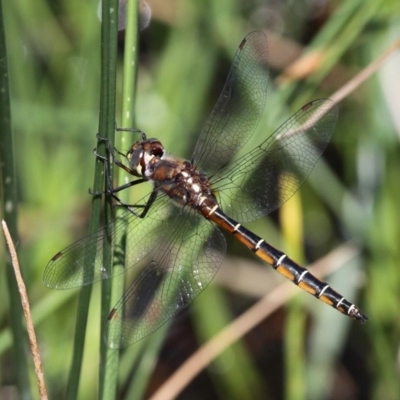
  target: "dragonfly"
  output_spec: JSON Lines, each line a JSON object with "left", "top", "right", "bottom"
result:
{"left": 44, "top": 31, "right": 367, "bottom": 348}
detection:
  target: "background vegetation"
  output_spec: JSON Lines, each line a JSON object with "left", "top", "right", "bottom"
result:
{"left": 1, "top": 0, "right": 400, "bottom": 399}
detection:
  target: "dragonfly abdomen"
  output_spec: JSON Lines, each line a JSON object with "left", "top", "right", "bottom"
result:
{"left": 206, "top": 206, "right": 368, "bottom": 324}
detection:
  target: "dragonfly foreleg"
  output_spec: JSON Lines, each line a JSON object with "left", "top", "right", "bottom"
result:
{"left": 116, "top": 127, "right": 147, "bottom": 141}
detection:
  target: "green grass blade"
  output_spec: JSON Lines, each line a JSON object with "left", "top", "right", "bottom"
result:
{"left": 99, "top": 0, "right": 140, "bottom": 399}
{"left": 65, "top": 0, "right": 119, "bottom": 398}
{"left": 97, "top": 0, "right": 120, "bottom": 399}
{"left": 0, "top": 1, "right": 31, "bottom": 398}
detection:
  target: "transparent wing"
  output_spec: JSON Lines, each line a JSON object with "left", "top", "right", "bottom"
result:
{"left": 192, "top": 31, "right": 268, "bottom": 174}
{"left": 211, "top": 99, "right": 338, "bottom": 223}
{"left": 44, "top": 187, "right": 226, "bottom": 347}
{"left": 105, "top": 213, "right": 226, "bottom": 348}
{"left": 43, "top": 192, "right": 177, "bottom": 289}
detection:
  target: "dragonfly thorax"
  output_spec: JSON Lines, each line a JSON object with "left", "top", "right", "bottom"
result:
{"left": 126, "top": 139, "right": 165, "bottom": 177}
{"left": 148, "top": 157, "right": 217, "bottom": 212}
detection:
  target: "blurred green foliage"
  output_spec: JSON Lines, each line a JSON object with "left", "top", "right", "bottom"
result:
{"left": 1, "top": 0, "right": 400, "bottom": 399}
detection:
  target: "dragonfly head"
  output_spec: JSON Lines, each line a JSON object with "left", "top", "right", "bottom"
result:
{"left": 127, "top": 139, "right": 165, "bottom": 177}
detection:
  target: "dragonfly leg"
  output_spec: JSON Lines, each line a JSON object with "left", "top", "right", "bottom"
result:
{"left": 90, "top": 183, "right": 158, "bottom": 219}
{"left": 123, "top": 190, "right": 158, "bottom": 218}
{"left": 91, "top": 134, "right": 146, "bottom": 195}
{"left": 116, "top": 127, "right": 147, "bottom": 141}
{"left": 94, "top": 134, "right": 130, "bottom": 171}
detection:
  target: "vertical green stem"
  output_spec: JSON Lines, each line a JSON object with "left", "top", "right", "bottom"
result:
{"left": 121, "top": 0, "right": 139, "bottom": 131}
{"left": 280, "top": 192, "right": 307, "bottom": 400}
{"left": 100, "top": 1, "right": 140, "bottom": 398}
{"left": 98, "top": 0, "right": 120, "bottom": 399}
{"left": 65, "top": 0, "right": 119, "bottom": 398}
{"left": 0, "top": 1, "right": 31, "bottom": 398}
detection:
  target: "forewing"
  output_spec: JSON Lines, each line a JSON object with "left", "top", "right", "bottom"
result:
{"left": 192, "top": 31, "right": 268, "bottom": 174}
{"left": 211, "top": 99, "right": 338, "bottom": 223}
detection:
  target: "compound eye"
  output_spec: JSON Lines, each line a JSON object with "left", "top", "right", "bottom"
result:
{"left": 152, "top": 146, "right": 164, "bottom": 157}
{"left": 126, "top": 139, "right": 164, "bottom": 177}
{"left": 148, "top": 140, "right": 165, "bottom": 158}
{"left": 128, "top": 145, "right": 144, "bottom": 176}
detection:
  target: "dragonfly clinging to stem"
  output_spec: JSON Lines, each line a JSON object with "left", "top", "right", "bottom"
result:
{"left": 44, "top": 31, "right": 367, "bottom": 348}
